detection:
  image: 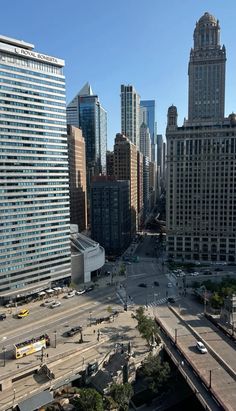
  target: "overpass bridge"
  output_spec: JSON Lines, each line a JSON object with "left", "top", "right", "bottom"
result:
{"left": 155, "top": 305, "right": 236, "bottom": 411}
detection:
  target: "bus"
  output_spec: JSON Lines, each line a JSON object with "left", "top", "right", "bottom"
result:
{"left": 14, "top": 334, "right": 50, "bottom": 359}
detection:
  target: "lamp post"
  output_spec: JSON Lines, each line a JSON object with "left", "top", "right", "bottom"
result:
{"left": 2, "top": 347, "right": 6, "bottom": 367}
{"left": 41, "top": 346, "right": 44, "bottom": 366}
{"left": 209, "top": 369, "right": 212, "bottom": 389}
{"left": 174, "top": 328, "right": 178, "bottom": 344}
{"left": 54, "top": 330, "right": 57, "bottom": 349}
{"left": 12, "top": 388, "right": 16, "bottom": 409}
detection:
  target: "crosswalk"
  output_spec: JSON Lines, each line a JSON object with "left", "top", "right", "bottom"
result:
{"left": 148, "top": 297, "right": 168, "bottom": 307}
{"left": 148, "top": 295, "right": 180, "bottom": 308}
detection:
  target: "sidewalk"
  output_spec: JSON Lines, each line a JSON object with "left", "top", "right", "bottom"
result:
{"left": 0, "top": 311, "right": 150, "bottom": 411}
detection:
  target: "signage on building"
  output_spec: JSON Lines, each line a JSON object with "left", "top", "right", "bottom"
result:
{"left": 15, "top": 47, "right": 58, "bottom": 64}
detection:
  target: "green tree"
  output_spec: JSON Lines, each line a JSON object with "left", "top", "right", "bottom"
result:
{"left": 134, "top": 307, "right": 160, "bottom": 346}
{"left": 72, "top": 388, "right": 104, "bottom": 411}
{"left": 109, "top": 383, "right": 133, "bottom": 411}
{"left": 210, "top": 292, "right": 224, "bottom": 309}
{"left": 140, "top": 354, "right": 170, "bottom": 393}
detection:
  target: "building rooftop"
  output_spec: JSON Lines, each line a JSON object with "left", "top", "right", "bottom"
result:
{"left": 0, "top": 35, "right": 34, "bottom": 50}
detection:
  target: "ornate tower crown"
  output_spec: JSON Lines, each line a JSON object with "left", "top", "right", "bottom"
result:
{"left": 194, "top": 12, "right": 220, "bottom": 50}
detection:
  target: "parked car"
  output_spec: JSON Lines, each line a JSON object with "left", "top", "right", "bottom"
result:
{"left": 41, "top": 299, "right": 56, "bottom": 307}
{"left": 167, "top": 282, "right": 173, "bottom": 288}
{"left": 167, "top": 297, "right": 175, "bottom": 303}
{"left": 0, "top": 313, "right": 6, "bottom": 320}
{"left": 50, "top": 301, "right": 61, "bottom": 308}
{"left": 154, "top": 281, "right": 160, "bottom": 286}
{"left": 138, "top": 283, "right": 147, "bottom": 288}
{"left": 215, "top": 267, "right": 223, "bottom": 272}
{"left": 65, "top": 290, "right": 76, "bottom": 298}
{"left": 196, "top": 341, "right": 208, "bottom": 354}
{"left": 66, "top": 326, "right": 83, "bottom": 337}
{"left": 76, "top": 289, "right": 86, "bottom": 295}
{"left": 85, "top": 286, "right": 94, "bottom": 293}
{"left": 17, "top": 309, "right": 29, "bottom": 318}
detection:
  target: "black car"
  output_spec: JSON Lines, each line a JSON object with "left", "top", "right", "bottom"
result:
{"left": 85, "top": 286, "right": 94, "bottom": 292}
{"left": 215, "top": 267, "right": 223, "bottom": 272}
{"left": 167, "top": 297, "right": 175, "bottom": 303}
{"left": 154, "top": 281, "right": 160, "bottom": 286}
{"left": 66, "top": 326, "right": 82, "bottom": 337}
{"left": 138, "top": 283, "right": 147, "bottom": 288}
{"left": 0, "top": 313, "right": 6, "bottom": 320}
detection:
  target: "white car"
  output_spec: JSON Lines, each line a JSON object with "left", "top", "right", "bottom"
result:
{"left": 65, "top": 290, "right": 76, "bottom": 298}
{"left": 76, "top": 289, "right": 86, "bottom": 295}
{"left": 196, "top": 341, "right": 207, "bottom": 354}
{"left": 42, "top": 299, "right": 56, "bottom": 307}
{"left": 191, "top": 272, "right": 199, "bottom": 276}
{"left": 50, "top": 301, "right": 61, "bottom": 308}
{"left": 167, "top": 282, "right": 173, "bottom": 288}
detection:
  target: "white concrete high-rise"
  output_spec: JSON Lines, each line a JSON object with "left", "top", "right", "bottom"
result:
{"left": 121, "top": 84, "right": 140, "bottom": 148}
{"left": 0, "top": 35, "right": 71, "bottom": 301}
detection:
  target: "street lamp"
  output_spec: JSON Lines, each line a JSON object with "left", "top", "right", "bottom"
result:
{"left": 54, "top": 330, "right": 57, "bottom": 349}
{"left": 208, "top": 367, "right": 219, "bottom": 389}
{"left": 174, "top": 328, "right": 178, "bottom": 344}
{"left": 2, "top": 347, "right": 6, "bottom": 367}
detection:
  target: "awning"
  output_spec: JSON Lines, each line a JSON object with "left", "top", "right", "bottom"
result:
{"left": 18, "top": 390, "right": 53, "bottom": 411}
{"left": 46, "top": 289, "right": 54, "bottom": 293}
{"left": 53, "top": 287, "right": 62, "bottom": 291}
{"left": 38, "top": 291, "right": 46, "bottom": 296}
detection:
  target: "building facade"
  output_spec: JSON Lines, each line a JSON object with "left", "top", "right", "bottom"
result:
{"left": 114, "top": 133, "right": 138, "bottom": 235}
{"left": 106, "top": 150, "right": 114, "bottom": 177}
{"left": 121, "top": 84, "right": 140, "bottom": 148}
{"left": 140, "top": 100, "right": 156, "bottom": 161}
{"left": 140, "top": 122, "right": 151, "bottom": 160}
{"left": 90, "top": 177, "right": 131, "bottom": 255}
{"left": 137, "top": 151, "right": 144, "bottom": 228}
{"left": 166, "top": 13, "right": 236, "bottom": 263}
{"left": 67, "top": 82, "right": 107, "bottom": 184}
{"left": 143, "top": 156, "right": 150, "bottom": 217}
{"left": 67, "top": 125, "right": 87, "bottom": 232}
{"left": 0, "top": 35, "right": 71, "bottom": 300}
{"left": 188, "top": 13, "right": 226, "bottom": 124}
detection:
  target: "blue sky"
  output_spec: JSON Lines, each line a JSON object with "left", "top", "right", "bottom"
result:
{"left": 1, "top": 0, "right": 236, "bottom": 148}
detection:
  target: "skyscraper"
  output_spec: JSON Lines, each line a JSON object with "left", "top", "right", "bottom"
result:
{"left": 114, "top": 133, "right": 138, "bottom": 235}
{"left": 67, "top": 83, "right": 107, "bottom": 184}
{"left": 0, "top": 35, "right": 71, "bottom": 301}
{"left": 121, "top": 84, "right": 140, "bottom": 148}
{"left": 140, "top": 122, "right": 151, "bottom": 160}
{"left": 166, "top": 13, "right": 236, "bottom": 263}
{"left": 67, "top": 125, "right": 87, "bottom": 232}
{"left": 140, "top": 100, "right": 156, "bottom": 161}
{"left": 91, "top": 177, "right": 131, "bottom": 255}
{"left": 188, "top": 12, "right": 226, "bottom": 124}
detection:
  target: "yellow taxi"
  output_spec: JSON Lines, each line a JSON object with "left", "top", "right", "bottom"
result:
{"left": 17, "top": 309, "right": 29, "bottom": 318}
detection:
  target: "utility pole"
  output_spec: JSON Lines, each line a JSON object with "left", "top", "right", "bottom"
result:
{"left": 54, "top": 330, "right": 57, "bottom": 349}
{"left": 174, "top": 328, "right": 178, "bottom": 344}
{"left": 209, "top": 369, "right": 212, "bottom": 389}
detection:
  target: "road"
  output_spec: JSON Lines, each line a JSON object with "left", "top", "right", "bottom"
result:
{"left": 155, "top": 304, "right": 236, "bottom": 411}
{"left": 0, "top": 286, "right": 121, "bottom": 362}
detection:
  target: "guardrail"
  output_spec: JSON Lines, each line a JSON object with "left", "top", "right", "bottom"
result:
{"left": 169, "top": 306, "right": 236, "bottom": 383}
{"left": 155, "top": 316, "right": 227, "bottom": 411}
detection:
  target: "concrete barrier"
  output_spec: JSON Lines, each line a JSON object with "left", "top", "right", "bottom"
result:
{"left": 168, "top": 305, "right": 236, "bottom": 382}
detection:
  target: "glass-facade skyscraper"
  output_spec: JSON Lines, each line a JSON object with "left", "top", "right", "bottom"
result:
{"left": 0, "top": 35, "right": 71, "bottom": 301}
{"left": 140, "top": 100, "right": 156, "bottom": 161}
{"left": 67, "top": 83, "right": 107, "bottom": 184}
